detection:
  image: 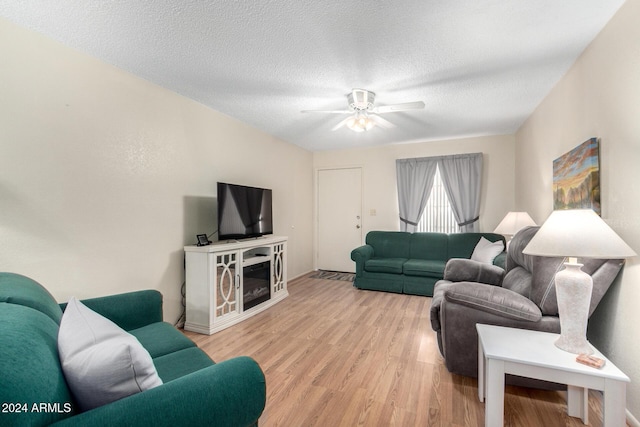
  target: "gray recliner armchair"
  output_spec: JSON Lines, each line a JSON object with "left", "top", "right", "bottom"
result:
{"left": 430, "top": 226, "right": 625, "bottom": 387}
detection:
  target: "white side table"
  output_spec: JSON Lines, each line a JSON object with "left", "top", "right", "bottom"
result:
{"left": 476, "top": 324, "right": 629, "bottom": 426}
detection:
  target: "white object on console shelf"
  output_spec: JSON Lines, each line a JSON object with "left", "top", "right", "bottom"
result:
{"left": 184, "top": 235, "right": 288, "bottom": 335}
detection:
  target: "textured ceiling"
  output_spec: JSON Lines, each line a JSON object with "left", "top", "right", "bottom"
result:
{"left": 0, "top": 1, "right": 626, "bottom": 151}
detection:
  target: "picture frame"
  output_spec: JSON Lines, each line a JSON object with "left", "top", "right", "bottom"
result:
{"left": 553, "top": 137, "right": 601, "bottom": 215}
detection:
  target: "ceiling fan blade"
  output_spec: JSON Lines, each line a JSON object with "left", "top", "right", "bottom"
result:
{"left": 368, "top": 114, "right": 396, "bottom": 129}
{"left": 372, "top": 101, "right": 425, "bottom": 114}
{"left": 331, "top": 116, "right": 353, "bottom": 131}
{"left": 301, "top": 109, "right": 352, "bottom": 114}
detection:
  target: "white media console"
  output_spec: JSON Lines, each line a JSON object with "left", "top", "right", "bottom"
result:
{"left": 184, "top": 235, "right": 288, "bottom": 335}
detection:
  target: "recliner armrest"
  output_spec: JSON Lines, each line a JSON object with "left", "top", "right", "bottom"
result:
{"left": 60, "top": 290, "right": 163, "bottom": 331}
{"left": 443, "top": 258, "right": 505, "bottom": 286}
{"left": 444, "top": 282, "right": 542, "bottom": 322}
{"left": 50, "top": 356, "right": 266, "bottom": 427}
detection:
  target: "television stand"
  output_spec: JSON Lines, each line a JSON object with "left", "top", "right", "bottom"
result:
{"left": 183, "top": 235, "right": 288, "bottom": 335}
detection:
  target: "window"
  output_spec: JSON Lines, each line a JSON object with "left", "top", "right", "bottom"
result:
{"left": 417, "top": 166, "right": 458, "bottom": 233}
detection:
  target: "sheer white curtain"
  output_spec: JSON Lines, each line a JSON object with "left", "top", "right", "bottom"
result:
{"left": 396, "top": 157, "right": 438, "bottom": 232}
{"left": 438, "top": 153, "right": 483, "bottom": 232}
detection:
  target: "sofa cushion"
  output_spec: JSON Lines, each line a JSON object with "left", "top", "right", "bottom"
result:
{"left": 0, "top": 273, "right": 63, "bottom": 324}
{"left": 493, "top": 252, "right": 507, "bottom": 270}
{"left": 129, "top": 322, "right": 197, "bottom": 358}
{"left": 403, "top": 259, "right": 446, "bottom": 277}
{"left": 364, "top": 258, "right": 407, "bottom": 274}
{"left": 0, "top": 303, "right": 75, "bottom": 426}
{"left": 58, "top": 297, "right": 163, "bottom": 411}
{"left": 366, "top": 231, "right": 412, "bottom": 259}
{"left": 409, "top": 232, "right": 448, "bottom": 261}
{"left": 153, "top": 347, "right": 215, "bottom": 383}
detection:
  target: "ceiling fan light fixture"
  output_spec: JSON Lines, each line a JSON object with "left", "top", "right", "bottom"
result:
{"left": 303, "top": 88, "right": 423, "bottom": 133}
{"left": 348, "top": 89, "right": 375, "bottom": 111}
{"left": 346, "top": 112, "right": 376, "bottom": 132}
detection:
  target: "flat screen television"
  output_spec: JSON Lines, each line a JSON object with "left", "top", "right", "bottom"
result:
{"left": 217, "top": 182, "right": 273, "bottom": 240}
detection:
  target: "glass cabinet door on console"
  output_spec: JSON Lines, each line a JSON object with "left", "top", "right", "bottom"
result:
{"left": 214, "top": 251, "right": 240, "bottom": 320}
{"left": 272, "top": 241, "right": 287, "bottom": 297}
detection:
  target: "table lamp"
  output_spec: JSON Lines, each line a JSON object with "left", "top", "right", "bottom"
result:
{"left": 494, "top": 212, "right": 536, "bottom": 246}
{"left": 522, "top": 209, "right": 636, "bottom": 354}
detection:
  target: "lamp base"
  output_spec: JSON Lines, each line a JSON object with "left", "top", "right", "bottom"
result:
{"left": 554, "top": 260, "right": 594, "bottom": 355}
{"left": 554, "top": 334, "right": 593, "bottom": 355}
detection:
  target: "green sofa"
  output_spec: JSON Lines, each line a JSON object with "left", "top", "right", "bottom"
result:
{"left": 350, "top": 231, "right": 506, "bottom": 296}
{"left": 0, "top": 272, "right": 266, "bottom": 427}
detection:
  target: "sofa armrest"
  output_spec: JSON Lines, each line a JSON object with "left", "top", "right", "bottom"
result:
{"left": 351, "top": 245, "right": 374, "bottom": 276}
{"left": 444, "top": 282, "right": 542, "bottom": 322}
{"left": 60, "top": 290, "right": 163, "bottom": 331}
{"left": 51, "top": 356, "right": 266, "bottom": 427}
{"left": 443, "top": 258, "right": 505, "bottom": 286}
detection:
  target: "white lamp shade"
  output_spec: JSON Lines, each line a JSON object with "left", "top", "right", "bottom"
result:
{"left": 493, "top": 212, "right": 536, "bottom": 236}
{"left": 523, "top": 209, "right": 636, "bottom": 259}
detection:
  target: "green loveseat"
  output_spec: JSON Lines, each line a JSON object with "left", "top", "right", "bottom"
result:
{"left": 350, "top": 231, "right": 506, "bottom": 296}
{"left": 0, "top": 272, "right": 266, "bottom": 427}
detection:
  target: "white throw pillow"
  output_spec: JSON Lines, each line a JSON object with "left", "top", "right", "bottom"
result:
{"left": 57, "top": 297, "right": 163, "bottom": 411}
{"left": 470, "top": 237, "right": 504, "bottom": 264}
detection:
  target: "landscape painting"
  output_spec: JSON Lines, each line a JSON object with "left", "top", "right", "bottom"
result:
{"left": 553, "top": 138, "right": 600, "bottom": 215}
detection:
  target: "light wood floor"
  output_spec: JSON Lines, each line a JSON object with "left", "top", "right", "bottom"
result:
{"left": 183, "top": 273, "right": 620, "bottom": 427}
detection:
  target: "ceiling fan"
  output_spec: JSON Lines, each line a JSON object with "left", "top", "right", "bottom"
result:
{"left": 301, "top": 89, "right": 425, "bottom": 132}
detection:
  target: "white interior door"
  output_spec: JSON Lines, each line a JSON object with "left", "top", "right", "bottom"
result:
{"left": 317, "top": 167, "right": 362, "bottom": 273}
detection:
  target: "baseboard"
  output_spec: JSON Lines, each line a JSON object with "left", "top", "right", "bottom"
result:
{"left": 289, "top": 270, "right": 314, "bottom": 281}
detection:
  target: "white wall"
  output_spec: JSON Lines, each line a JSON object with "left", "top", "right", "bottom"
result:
{"left": 515, "top": 0, "right": 640, "bottom": 418}
{"left": 0, "top": 18, "right": 314, "bottom": 323}
{"left": 313, "top": 134, "right": 516, "bottom": 248}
